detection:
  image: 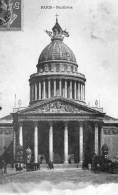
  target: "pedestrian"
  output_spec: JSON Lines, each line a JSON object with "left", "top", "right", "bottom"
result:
{"left": 48, "top": 160, "right": 54, "bottom": 169}
{"left": 1, "top": 160, "right": 7, "bottom": 174}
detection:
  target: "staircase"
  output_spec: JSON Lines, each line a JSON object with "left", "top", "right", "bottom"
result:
{"left": 40, "top": 163, "right": 81, "bottom": 169}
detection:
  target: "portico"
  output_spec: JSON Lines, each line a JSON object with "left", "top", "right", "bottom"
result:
{"left": 14, "top": 98, "right": 104, "bottom": 166}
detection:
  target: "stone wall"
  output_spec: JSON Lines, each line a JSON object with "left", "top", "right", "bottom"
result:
{"left": 103, "top": 126, "right": 118, "bottom": 158}
{"left": 0, "top": 126, "right": 13, "bottom": 156}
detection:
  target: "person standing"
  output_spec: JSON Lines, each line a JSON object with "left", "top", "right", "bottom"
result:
{"left": 1, "top": 160, "right": 7, "bottom": 174}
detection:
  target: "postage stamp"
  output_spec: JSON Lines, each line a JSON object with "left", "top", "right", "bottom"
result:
{"left": 0, "top": 0, "right": 22, "bottom": 31}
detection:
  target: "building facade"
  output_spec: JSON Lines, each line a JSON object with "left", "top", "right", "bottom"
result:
{"left": 0, "top": 114, "right": 13, "bottom": 162}
{"left": 12, "top": 18, "right": 105, "bottom": 166}
{"left": 0, "top": 18, "right": 118, "bottom": 166}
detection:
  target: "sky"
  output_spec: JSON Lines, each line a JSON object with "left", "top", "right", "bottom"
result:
{"left": 0, "top": 0, "right": 118, "bottom": 118}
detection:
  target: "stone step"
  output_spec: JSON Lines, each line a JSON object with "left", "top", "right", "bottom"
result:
{"left": 40, "top": 163, "right": 81, "bottom": 169}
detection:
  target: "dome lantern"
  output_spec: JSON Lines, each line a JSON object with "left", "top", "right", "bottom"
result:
{"left": 45, "top": 15, "right": 69, "bottom": 42}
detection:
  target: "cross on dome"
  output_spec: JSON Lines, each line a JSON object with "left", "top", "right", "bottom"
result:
{"left": 55, "top": 13, "right": 59, "bottom": 23}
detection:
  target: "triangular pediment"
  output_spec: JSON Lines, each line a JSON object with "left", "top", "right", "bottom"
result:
{"left": 19, "top": 98, "right": 104, "bottom": 115}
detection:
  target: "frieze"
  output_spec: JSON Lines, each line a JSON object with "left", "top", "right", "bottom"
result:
{"left": 30, "top": 101, "right": 87, "bottom": 114}
{"left": 0, "top": 128, "right": 13, "bottom": 135}
{"left": 104, "top": 128, "right": 118, "bottom": 135}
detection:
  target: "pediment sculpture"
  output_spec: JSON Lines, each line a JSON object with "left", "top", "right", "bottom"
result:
{"left": 34, "top": 101, "right": 85, "bottom": 113}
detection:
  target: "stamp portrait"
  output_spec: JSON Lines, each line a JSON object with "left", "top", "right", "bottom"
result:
{"left": 0, "top": 0, "right": 22, "bottom": 30}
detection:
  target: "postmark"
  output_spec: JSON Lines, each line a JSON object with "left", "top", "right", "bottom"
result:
{"left": 0, "top": 0, "right": 22, "bottom": 31}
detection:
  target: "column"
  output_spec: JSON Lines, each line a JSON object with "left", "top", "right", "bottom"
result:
{"left": 1, "top": 129, "right": 5, "bottom": 155}
{"left": 82, "top": 84, "right": 84, "bottom": 101}
{"left": 95, "top": 123, "right": 99, "bottom": 155}
{"left": 43, "top": 80, "right": 46, "bottom": 99}
{"left": 78, "top": 83, "right": 80, "bottom": 100}
{"left": 80, "top": 84, "right": 82, "bottom": 101}
{"left": 33, "top": 84, "right": 35, "bottom": 100}
{"left": 65, "top": 80, "right": 67, "bottom": 98}
{"left": 49, "top": 122, "right": 53, "bottom": 162}
{"left": 59, "top": 80, "right": 62, "bottom": 96}
{"left": 81, "top": 84, "right": 83, "bottom": 101}
{"left": 70, "top": 81, "right": 72, "bottom": 99}
{"left": 48, "top": 80, "right": 51, "bottom": 98}
{"left": 79, "top": 122, "right": 83, "bottom": 165}
{"left": 34, "top": 122, "right": 38, "bottom": 163}
{"left": 54, "top": 80, "right": 56, "bottom": 96}
{"left": 35, "top": 83, "right": 37, "bottom": 100}
{"left": 83, "top": 85, "right": 85, "bottom": 101}
{"left": 19, "top": 122, "right": 23, "bottom": 146}
{"left": 13, "top": 130, "right": 16, "bottom": 161}
{"left": 74, "top": 81, "right": 77, "bottom": 99}
{"left": 32, "top": 84, "right": 34, "bottom": 101}
{"left": 82, "top": 85, "right": 84, "bottom": 101}
{"left": 38, "top": 81, "right": 41, "bottom": 100}
{"left": 30, "top": 84, "right": 32, "bottom": 102}
{"left": 64, "top": 122, "right": 68, "bottom": 164}
{"left": 100, "top": 126, "right": 104, "bottom": 151}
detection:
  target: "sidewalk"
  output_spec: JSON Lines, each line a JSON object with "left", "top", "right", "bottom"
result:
{"left": 0, "top": 167, "right": 25, "bottom": 177}
{"left": 1, "top": 166, "right": 82, "bottom": 177}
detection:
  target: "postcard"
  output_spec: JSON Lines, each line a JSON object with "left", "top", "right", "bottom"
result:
{"left": 0, "top": 0, "right": 118, "bottom": 195}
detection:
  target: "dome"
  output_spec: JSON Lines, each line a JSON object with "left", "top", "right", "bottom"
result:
{"left": 38, "top": 40, "right": 77, "bottom": 65}
{"left": 38, "top": 18, "right": 77, "bottom": 66}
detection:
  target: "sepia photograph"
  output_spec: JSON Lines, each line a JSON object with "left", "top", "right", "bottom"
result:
{"left": 0, "top": 0, "right": 118, "bottom": 194}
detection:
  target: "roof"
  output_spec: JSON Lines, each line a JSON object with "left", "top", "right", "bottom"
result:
{"left": 38, "top": 40, "right": 77, "bottom": 65}
{"left": 0, "top": 114, "right": 13, "bottom": 125}
{"left": 103, "top": 115, "right": 118, "bottom": 124}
